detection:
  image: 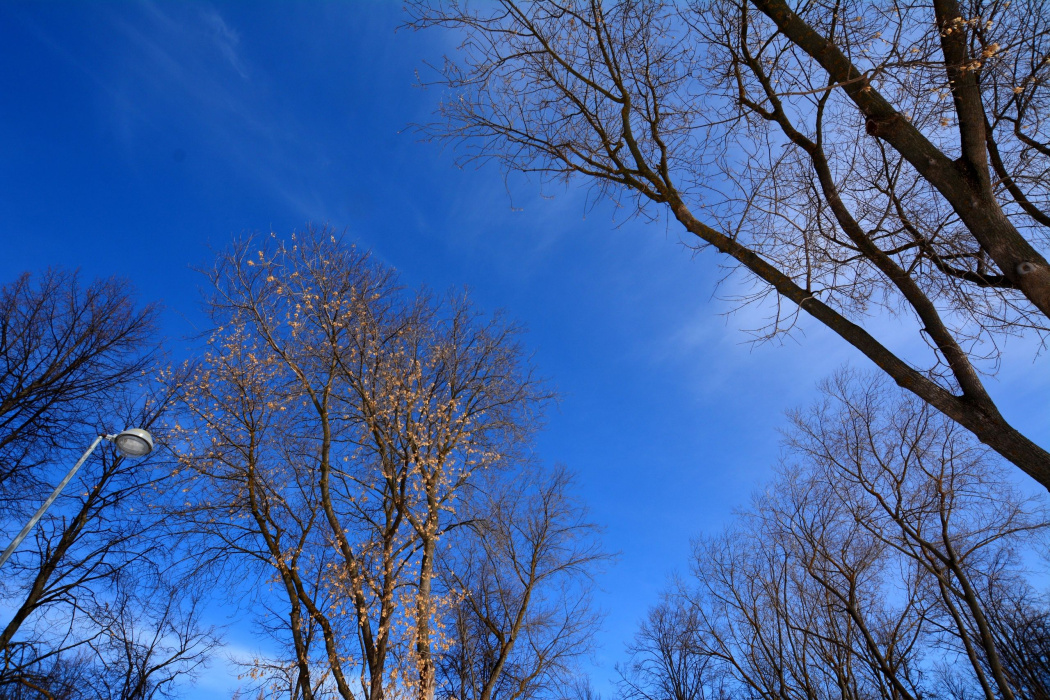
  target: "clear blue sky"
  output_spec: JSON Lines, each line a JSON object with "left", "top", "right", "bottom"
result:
{"left": 1, "top": 2, "right": 1046, "bottom": 698}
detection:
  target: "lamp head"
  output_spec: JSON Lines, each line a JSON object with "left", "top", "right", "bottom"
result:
{"left": 112, "top": 428, "right": 154, "bottom": 457}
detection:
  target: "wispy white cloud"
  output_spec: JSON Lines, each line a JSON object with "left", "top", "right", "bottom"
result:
{"left": 200, "top": 8, "right": 248, "bottom": 79}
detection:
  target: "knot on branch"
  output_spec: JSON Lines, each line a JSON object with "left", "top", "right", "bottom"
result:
{"left": 1017, "top": 262, "right": 1040, "bottom": 276}
{"left": 1016, "top": 261, "right": 1050, "bottom": 312}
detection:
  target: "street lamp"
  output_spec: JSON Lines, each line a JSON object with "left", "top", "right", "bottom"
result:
{"left": 111, "top": 428, "right": 154, "bottom": 457}
{"left": 0, "top": 429, "right": 155, "bottom": 569}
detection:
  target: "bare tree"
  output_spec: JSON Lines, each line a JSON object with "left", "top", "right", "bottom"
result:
{"left": 616, "top": 599, "right": 723, "bottom": 700}
{"left": 0, "top": 270, "right": 217, "bottom": 697}
{"left": 980, "top": 581, "right": 1050, "bottom": 699}
{"left": 0, "top": 271, "right": 156, "bottom": 508}
{"left": 785, "top": 371, "right": 1049, "bottom": 700}
{"left": 172, "top": 230, "right": 554, "bottom": 700}
{"left": 407, "top": 0, "right": 1050, "bottom": 488}
{"left": 626, "top": 372, "right": 1050, "bottom": 700}
{"left": 87, "top": 582, "right": 219, "bottom": 700}
{"left": 0, "top": 650, "right": 92, "bottom": 700}
{"left": 689, "top": 500, "right": 928, "bottom": 700}
{"left": 0, "top": 581, "right": 216, "bottom": 700}
{"left": 436, "top": 465, "right": 608, "bottom": 700}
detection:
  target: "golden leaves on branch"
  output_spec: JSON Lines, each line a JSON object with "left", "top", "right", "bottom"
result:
{"left": 169, "top": 228, "right": 549, "bottom": 700}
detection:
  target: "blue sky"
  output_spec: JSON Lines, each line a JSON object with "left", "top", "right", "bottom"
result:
{"left": 1, "top": 2, "right": 1047, "bottom": 698}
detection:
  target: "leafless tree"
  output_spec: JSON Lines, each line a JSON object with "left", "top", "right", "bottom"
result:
{"left": 436, "top": 465, "right": 608, "bottom": 700}
{"left": 0, "top": 650, "right": 92, "bottom": 700}
{"left": 980, "top": 581, "right": 1050, "bottom": 699}
{"left": 0, "top": 270, "right": 217, "bottom": 697}
{"left": 0, "top": 582, "right": 216, "bottom": 700}
{"left": 406, "top": 0, "right": 1050, "bottom": 488}
{"left": 87, "top": 582, "right": 219, "bottom": 700}
{"left": 624, "top": 372, "right": 1050, "bottom": 700}
{"left": 785, "top": 371, "right": 1049, "bottom": 700}
{"left": 616, "top": 599, "right": 724, "bottom": 700}
{"left": 0, "top": 271, "right": 156, "bottom": 509}
{"left": 172, "top": 230, "right": 554, "bottom": 700}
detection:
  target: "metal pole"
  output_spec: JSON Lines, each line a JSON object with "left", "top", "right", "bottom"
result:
{"left": 0, "top": 434, "right": 106, "bottom": 569}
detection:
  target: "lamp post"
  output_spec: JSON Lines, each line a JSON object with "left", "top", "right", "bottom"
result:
{"left": 0, "top": 428, "right": 154, "bottom": 569}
